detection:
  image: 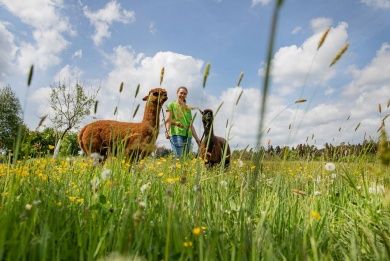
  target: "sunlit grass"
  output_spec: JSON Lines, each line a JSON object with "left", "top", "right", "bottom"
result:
{"left": 0, "top": 155, "right": 388, "bottom": 260}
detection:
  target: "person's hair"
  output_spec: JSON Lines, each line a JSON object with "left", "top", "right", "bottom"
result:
{"left": 177, "top": 86, "right": 188, "bottom": 103}
{"left": 177, "top": 86, "right": 188, "bottom": 94}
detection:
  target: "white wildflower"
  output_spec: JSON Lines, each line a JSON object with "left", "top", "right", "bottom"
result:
{"left": 368, "top": 184, "right": 385, "bottom": 195}
{"left": 324, "top": 162, "right": 336, "bottom": 172}
{"left": 219, "top": 180, "right": 228, "bottom": 188}
{"left": 313, "top": 191, "right": 321, "bottom": 196}
{"left": 90, "top": 177, "right": 100, "bottom": 192}
{"left": 237, "top": 160, "right": 244, "bottom": 167}
{"left": 91, "top": 152, "right": 104, "bottom": 164}
{"left": 140, "top": 182, "right": 151, "bottom": 193}
{"left": 138, "top": 201, "right": 147, "bottom": 209}
{"left": 25, "top": 204, "right": 32, "bottom": 210}
{"left": 101, "top": 169, "right": 112, "bottom": 180}
{"left": 331, "top": 173, "right": 337, "bottom": 179}
{"left": 32, "top": 200, "right": 42, "bottom": 205}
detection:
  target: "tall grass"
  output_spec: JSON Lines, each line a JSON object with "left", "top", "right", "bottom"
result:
{"left": 0, "top": 156, "right": 389, "bottom": 260}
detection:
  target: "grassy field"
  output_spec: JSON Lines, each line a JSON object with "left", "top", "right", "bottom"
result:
{"left": 0, "top": 155, "right": 389, "bottom": 260}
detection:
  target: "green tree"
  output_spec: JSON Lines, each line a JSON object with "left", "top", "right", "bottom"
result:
{"left": 0, "top": 86, "right": 23, "bottom": 151}
{"left": 49, "top": 82, "right": 97, "bottom": 158}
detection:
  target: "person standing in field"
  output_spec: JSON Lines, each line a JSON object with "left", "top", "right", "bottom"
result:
{"left": 165, "top": 86, "right": 200, "bottom": 158}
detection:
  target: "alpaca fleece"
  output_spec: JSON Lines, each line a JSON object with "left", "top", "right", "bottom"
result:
{"left": 78, "top": 88, "right": 168, "bottom": 161}
{"left": 199, "top": 109, "right": 231, "bottom": 168}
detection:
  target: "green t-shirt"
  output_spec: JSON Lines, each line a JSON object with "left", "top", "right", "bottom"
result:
{"left": 166, "top": 101, "right": 193, "bottom": 137}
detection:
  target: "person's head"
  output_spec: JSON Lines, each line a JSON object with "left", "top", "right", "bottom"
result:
{"left": 176, "top": 86, "right": 188, "bottom": 103}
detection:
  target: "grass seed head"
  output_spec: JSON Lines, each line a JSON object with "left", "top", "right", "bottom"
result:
{"left": 160, "top": 67, "right": 165, "bottom": 85}
{"left": 36, "top": 114, "right": 48, "bottom": 130}
{"left": 135, "top": 84, "right": 140, "bottom": 98}
{"left": 202, "top": 63, "right": 211, "bottom": 88}
{"left": 27, "top": 65, "right": 34, "bottom": 87}
{"left": 330, "top": 43, "right": 349, "bottom": 67}
{"left": 94, "top": 100, "right": 99, "bottom": 114}
{"left": 354, "top": 122, "right": 361, "bottom": 132}
{"left": 237, "top": 71, "right": 244, "bottom": 87}
{"left": 317, "top": 28, "right": 331, "bottom": 50}
{"left": 295, "top": 99, "right": 307, "bottom": 104}
{"left": 133, "top": 104, "right": 140, "bottom": 118}
{"left": 235, "top": 90, "right": 244, "bottom": 106}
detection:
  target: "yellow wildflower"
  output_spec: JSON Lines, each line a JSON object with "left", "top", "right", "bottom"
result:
{"left": 310, "top": 210, "right": 321, "bottom": 221}
{"left": 157, "top": 172, "right": 164, "bottom": 177}
{"left": 48, "top": 145, "right": 55, "bottom": 150}
{"left": 192, "top": 227, "right": 202, "bottom": 236}
{"left": 165, "top": 177, "right": 180, "bottom": 184}
{"left": 183, "top": 241, "right": 193, "bottom": 248}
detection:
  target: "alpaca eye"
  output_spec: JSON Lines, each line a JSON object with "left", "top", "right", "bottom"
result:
{"left": 153, "top": 92, "right": 159, "bottom": 96}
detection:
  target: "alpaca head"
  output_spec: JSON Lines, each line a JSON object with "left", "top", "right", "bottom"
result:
{"left": 143, "top": 88, "right": 168, "bottom": 105}
{"left": 201, "top": 109, "right": 213, "bottom": 127}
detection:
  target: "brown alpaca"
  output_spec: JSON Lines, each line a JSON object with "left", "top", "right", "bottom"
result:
{"left": 78, "top": 88, "right": 168, "bottom": 161}
{"left": 199, "top": 109, "right": 231, "bottom": 168}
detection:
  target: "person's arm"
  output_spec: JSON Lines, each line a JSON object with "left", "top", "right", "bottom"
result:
{"left": 191, "top": 125, "right": 200, "bottom": 146}
{"left": 165, "top": 110, "right": 171, "bottom": 139}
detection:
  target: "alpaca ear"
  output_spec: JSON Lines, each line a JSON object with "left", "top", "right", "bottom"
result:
{"left": 142, "top": 95, "right": 149, "bottom": 101}
{"left": 198, "top": 109, "right": 204, "bottom": 115}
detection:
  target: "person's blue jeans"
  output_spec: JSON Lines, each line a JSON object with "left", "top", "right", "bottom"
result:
{"left": 170, "top": 135, "right": 192, "bottom": 158}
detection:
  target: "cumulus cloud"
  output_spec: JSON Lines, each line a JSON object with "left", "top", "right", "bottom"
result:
{"left": 0, "top": 21, "right": 17, "bottom": 81}
{"left": 265, "top": 20, "right": 348, "bottom": 95}
{"left": 361, "top": 0, "right": 390, "bottom": 9}
{"left": 251, "top": 0, "right": 272, "bottom": 7}
{"left": 54, "top": 64, "right": 83, "bottom": 83}
{"left": 291, "top": 26, "right": 302, "bottom": 35}
{"left": 29, "top": 87, "right": 52, "bottom": 117}
{"left": 72, "top": 49, "right": 82, "bottom": 59}
{"left": 83, "top": 1, "right": 135, "bottom": 45}
{"left": 0, "top": 0, "right": 74, "bottom": 72}
{"left": 28, "top": 65, "right": 84, "bottom": 128}
{"left": 310, "top": 17, "right": 333, "bottom": 33}
{"left": 344, "top": 43, "right": 390, "bottom": 96}
{"left": 149, "top": 22, "right": 156, "bottom": 34}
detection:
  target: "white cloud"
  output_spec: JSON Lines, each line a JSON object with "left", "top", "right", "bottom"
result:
{"left": 83, "top": 1, "right": 135, "bottom": 45}
{"left": 291, "top": 26, "right": 302, "bottom": 35}
{"left": 72, "top": 49, "right": 82, "bottom": 59}
{"left": 149, "top": 22, "right": 156, "bottom": 34}
{"left": 267, "top": 21, "right": 348, "bottom": 95}
{"left": 251, "top": 0, "right": 272, "bottom": 7}
{"left": 310, "top": 17, "right": 333, "bottom": 33}
{"left": 344, "top": 43, "right": 390, "bottom": 96}
{"left": 0, "top": 0, "right": 74, "bottom": 72}
{"left": 53, "top": 65, "right": 83, "bottom": 83}
{"left": 0, "top": 21, "right": 17, "bottom": 80}
{"left": 29, "top": 86, "right": 53, "bottom": 124}
{"left": 361, "top": 0, "right": 390, "bottom": 9}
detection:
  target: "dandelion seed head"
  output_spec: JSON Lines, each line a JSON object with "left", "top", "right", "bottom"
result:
{"left": 25, "top": 204, "right": 32, "bottom": 211}
{"left": 101, "top": 169, "right": 112, "bottom": 180}
{"left": 140, "top": 182, "right": 151, "bottom": 193}
{"left": 324, "top": 162, "right": 336, "bottom": 172}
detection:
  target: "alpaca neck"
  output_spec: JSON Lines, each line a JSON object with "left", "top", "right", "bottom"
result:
{"left": 204, "top": 122, "right": 214, "bottom": 141}
{"left": 142, "top": 102, "right": 162, "bottom": 129}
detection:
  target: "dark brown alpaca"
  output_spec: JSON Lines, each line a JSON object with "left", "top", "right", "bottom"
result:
{"left": 78, "top": 88, "right": 168, "bottom": 161}
{"left": 199, "top": 109, "right": 231, "bottom": 168}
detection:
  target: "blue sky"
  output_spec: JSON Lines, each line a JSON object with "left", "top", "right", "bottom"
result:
{"left": 0, "top": 0, "right": 389, "bottom": 149}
